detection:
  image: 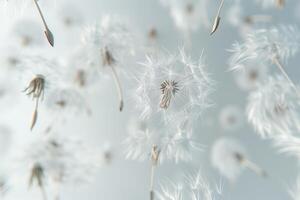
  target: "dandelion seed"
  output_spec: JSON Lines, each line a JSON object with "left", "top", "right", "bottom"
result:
{"left": 229, "top": 25, "right": 300, "bottom": 97}
{"left": 210, "top": 0, "right": 224, "bottom": 35}
{"left": 211, "top": 137, "right": 266, "bottom": 182}
{"left": 29, "top": 163, "right": 48, "bottom": 200}
{"left": 32, "top": 0, "right": 54, "bottom": 46}
{"left": 12, "top": 19, "right": 44, "bottom": 47}
{"left": 219, "top": 105, "right": 243, "bottom": 132}
{"left": 247, "top": 76, "right": 300, "bottom": 138}
{"left": 14, "top": 133, "right": 101, "bottom": 200}
{"left": 125, "top": 117, "right": 203, "bottom": 200}
{"left": 18, "top": 56, "right": 61, "bottom": 130}
{"left": 160, "top": 0, "right": 210, "bottom": 46}
{"left": 81, "top": 15, "right": 138, "bottom": 111}
{"left": 23, "top": 74, "right": 45, "bottom": 130}
{"left": 256, "top": 0, "right": 285, "bottom": 9}
{"left": 233, "top": 61, "right": 268, "bottom": 91}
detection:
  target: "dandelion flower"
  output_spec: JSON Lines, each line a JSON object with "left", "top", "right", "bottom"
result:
{"left": 157, "top": 170, "right": 222, "bottom": 200}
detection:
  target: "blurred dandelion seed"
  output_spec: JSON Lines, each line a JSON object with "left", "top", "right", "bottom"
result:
{"left": 29, "top": 163, "right": 48, "bottom": 200}
{"left": 101, "top": 46, "right": 124, "bottom": 111}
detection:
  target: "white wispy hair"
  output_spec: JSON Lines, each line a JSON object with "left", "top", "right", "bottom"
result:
{"left": 46, "top": 87, "right": 90, "bottom": 115}
{"left": 13, "top": 133, "right": 100, "bottom": 186}
{"left": 134, "top": 49, "right": 213, "bottom": 124}
{"left": 218, "top": 105, "right": 243, "bottom": 131}
{"left": 247, "top": 75, "right": 300, "bottom": 138}
{"left": 157, "top": 170, "right": 222, "bottom": 200}
{"left": 81, "top": 14, "right": 138, "bottom": 76}
{"left": 272, "top": 135, "right": 300, "bottom": 159}
{"left": 124, "top": 117, "right": 203, "bottom": 164}
{"left": 229, "top": 25, "right": 300, "bottom": 71}
{"left": 17, "top": 56, "right": 62, "bottom": 92}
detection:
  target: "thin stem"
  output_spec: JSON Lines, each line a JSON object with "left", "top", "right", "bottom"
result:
{"left": 273, "top": 58, "right": 300, "bottom": 98}
{"left": 108, "top": 65, "right": 124, "bottom": 112}
{"left": 31, "top": 98, "right": 39, "bottom": 131}
{"left": 150, "top": 164, "right": 156, "bottom": 200}
{"left": 40, "top": 185, "right": 48, "bottom": 200}
{"left": 32, "top": 0, "right": 54, "bottom": 46}
{"left": 216, "top": 0, "right": 225, "bottom": 18}
{"left": 33, "top": 0, "right": 49, "bottom": 30}
{"left": 242, "top": 159, "right": 267, "bottom": 177}
{"left": 210, "top": 0, "right": 224, "bottom": 35}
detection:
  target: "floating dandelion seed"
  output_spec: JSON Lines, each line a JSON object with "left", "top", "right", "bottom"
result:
{"left": 233, "top": 61, "right": 268, "bottom": 91}
{"left": 125, "top": 117, "right": 203, "bottom": 200}
{"left": 219, "top": 105, "right": 243, "bottom": 132}
{"left": 247, "top": 76, "right": 300, "bottom": 138}
{"left": 57, "top": 2, "right": 83, "bottom": 28}
{"left": 18, "top": 56, "right": 61, "bottom": 130}
{"left": 12, "top": 19, "right": 44, "bottom": 47}
{"left": 134, "top": 49, "right": 212, "bottom": 123}
{"left": 210, "top": 0, "right": 224, "bottom": 35}
{"left": 28, "top": 163, "right": 47, "bottom": 200}
{"left": 229, "top": 25, "right": 300, "bottom": 97}
{"left": 211, "top": 137, "right": 267, "bottom": 182}
{"left": 81, "top": 15, "right": 138, "bottom": 111}
{"left": 15, "top": 133, "right": 101, "bottom": 200}
{"left": 32, "top": 0, "right": 54, "bottom": 46}
{"left": 256, "top": 0, "right": 285, "bottom": 9}
{"left": 23, "top": 74, "right": 45, "bottom": 130}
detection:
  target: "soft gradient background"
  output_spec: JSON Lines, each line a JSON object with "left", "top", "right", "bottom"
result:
{"left": 0, "top": 0, "right": 299, "bottom": 200}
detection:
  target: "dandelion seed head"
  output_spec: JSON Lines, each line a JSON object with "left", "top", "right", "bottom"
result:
{"left": 46, "top": 87, "right": 90, "bottom": 115}
{"left": 134, "top": 49, "right": 213, "bottom": 124}
{"left": 18, "top": 56, "right": 62, "bottom": 97}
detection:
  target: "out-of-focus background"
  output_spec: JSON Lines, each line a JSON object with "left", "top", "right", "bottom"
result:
{"left": 0, "top": 0, "right": 299, "bottom": 199}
